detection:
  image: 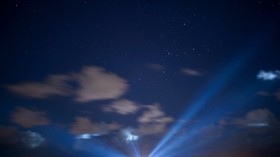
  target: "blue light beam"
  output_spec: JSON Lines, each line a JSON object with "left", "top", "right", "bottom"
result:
{"left": 149, "top": 50, "right": 254, "bottom": 157}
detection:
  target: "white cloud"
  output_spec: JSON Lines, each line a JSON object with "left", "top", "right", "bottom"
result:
{"left": 11, "top": 107, "right": 49, "bottom": 128}
{"left": 102, "top": 99, "right": 140, "bottom": 115}
{"left": 181, "top": 68, "right": 202, "bottom": 76}
{"left": 257, "top": 70, "right": 280, "bottom": 81}
{"left": 70, "top": 117, "right": 121, "bottom": 135}
{"left": 74, "top": 66, "right": 128, "bottom": 102}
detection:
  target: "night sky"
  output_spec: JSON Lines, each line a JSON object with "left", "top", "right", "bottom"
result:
{"left": 1, "top": 0, "right": 280, "bottom": 157}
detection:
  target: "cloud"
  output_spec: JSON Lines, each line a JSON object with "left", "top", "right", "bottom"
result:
{"left": 181, "top": 68, "right": 203, "bottom": 76}
{"left": 11, "top": 107, "right": 49, "bottom": 128}
{"left": 136, "top": 123, "right": 168, "bottom": 135}
{"left": 6, "top": 66, "right": 129, "bottom": 102}
{"left": 231, "top": 109, "right": 278, "bottom": 127}
{"left": 257, "top": 70, "right": 280, "bottom": 81}
{"left": 6, "top": 75, "right": 71, "bottom": 99}
{"left": 102, "top": 99, "right": 140, "bottom": 115}
{"left": 73, "top": 66, "right": 128, "bottom": 102}
{"left": 136, "top": 104, "right": 173, "bottom": 135}
{"left": 138, "top": 104, "right": 173, "bottom": 123}
{"left": 70, "top": 117, "right": 121, "bottom": 135}
{"left": 257, "top": 90, "right": 280, "bottom": 101}
{"left": 145, "top": 63, "right": 164, "bottom": 71}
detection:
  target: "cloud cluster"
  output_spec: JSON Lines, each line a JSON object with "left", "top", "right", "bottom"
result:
{"left": 181, "top": 68, "right": 203, "bottom": 76}
{"left": 11, "top": 107, "right": 49, "bottom": 128}
{"left": 101, "top": 100, "right": 174, "bottom": 136}
{"left": 70, "top": 117, "right": 121, "bottom": 135}
{"left": 102, "top": 99, "right": 140, "bottom": 115}
{"left": 257, "top": 70, "right": 280, "bottom": 81}
{"left": 7, "top": 66, "right": 128, "bottom": 102}
{"left": 136, "top": 104, "right": 173, "bottom": 135}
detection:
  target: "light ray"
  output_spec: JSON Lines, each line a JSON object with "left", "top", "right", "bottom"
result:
{"left": 148, "top": 52, "right": 251, "bottom": 157}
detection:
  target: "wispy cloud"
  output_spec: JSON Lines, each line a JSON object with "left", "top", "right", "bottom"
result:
{"left": 136, "top": 123, "right": 168, "bottom": 135}
{"left": 70, "top": 116, "right": 121, "bottom": 135}
{"left": 181, "top": 68, "right": 203, "bottom": 77}
{"left": 6, "top": 75, "right": 72, "bottom": 99}
{"left": 145, "top": 63, "right": 164, "bottom": 71}
{"left": 136, "top": 104, "right": 173, "bottom": 135}
{"left": 102, "top": 99, "right": 140, "bottom": 115}
{"left": 231, "top": 108, "right": 278, "bottom": 127}
{"left": 257, "top": 70, "right": 280, "bottom": 81}
{"left": 6, "top": 66, "right": 129, "bottom": 102}
{"left": 11, "top": 107, "right": 49, "bottom": 128}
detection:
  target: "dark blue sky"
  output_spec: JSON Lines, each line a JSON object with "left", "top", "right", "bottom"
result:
{"left": 1, "top": 0, "right": 280, "bottom": 157}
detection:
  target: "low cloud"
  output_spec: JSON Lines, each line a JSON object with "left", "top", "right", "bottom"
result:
{"left": 138, "top": 104, "right": 173, "bottom": 123}
{"left": 136, "top": 104, "right": 173, "bottom": 135}
{"left": 7, "top": 75, "right": 71, "bottom": 99}
{"left": 102, "top": 99, "right": 140, "bottom": 115}
{"left": 181, "top": 68, "right": 203, "bottom": 77}
{"left": 74, "top": 66, "right": 128, "bottom": 102}
{"left": 7, "top": 66, "right": 128, "bottom": 102}
{"left": 70, "top": 117, "right": 121, "bottom": 135}
{"left": 11, "top": 107, "right": 49, "bottom": 128}
{"left": 257, "top": 70, "right": 280, "bottom": 81}
{"left": 231, "top": 109, "right": 278, "bottom": 127}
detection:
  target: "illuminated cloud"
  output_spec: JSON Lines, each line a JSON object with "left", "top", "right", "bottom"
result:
{"left": 145, "top": 63, "right": 165, "bottom": 71}
{"left": 11, "top": 107, "right": 49, "bottom": 128}
{"left": 21, "top": 130, "right": 45, "bottom": 149}
{"left": 74, "top": 66, "right": 128, "bottom": 102}
{"left": 6, "top": 75, "right": 71, "bottom": 99}
{"left": 257, "top": 70, "right": 280, "bottom": 81}
{"left": 102, "top": 99, "right": 140, "bottom": 115}
{"left": 70, "top": 116, "right": 121, "bottom": 135}
{"left": 181, "top": 68, "right": 203, "bottom": 76}
{"left": 121, "top": 128, "right": 139, "bottom": 142}
{"left": 231, "top": 109, "right": 277, "bottom": 127}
